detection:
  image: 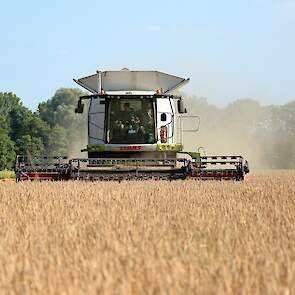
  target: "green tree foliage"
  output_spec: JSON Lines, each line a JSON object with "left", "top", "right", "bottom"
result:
{"left": 0, "top": 92, "right": 50, "bottom": 167}
{"left": 15, "top": 135, "right": 44, "bottom": 158}
{"left": 38, "top": 88, "right": 84, "bottom": 127}
{"left": 0, "top": 130, "right": 15, "bottom": 170}
{"left": 38, "top": 88, "right": 87, "bottom": 156}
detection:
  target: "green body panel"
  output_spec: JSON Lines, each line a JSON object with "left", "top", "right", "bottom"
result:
{"left": 156, "top": 144, "right": 183, "bottom": 152}
{"left": 87, "top": 144, "right": 106, "bottom": 152}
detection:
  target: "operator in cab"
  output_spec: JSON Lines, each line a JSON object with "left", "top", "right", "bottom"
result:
{"left": 140, "top": 103, "right": 154, "bottom": 143}
{"left": 120, "top": 102, "right": 133, "bottom": 123}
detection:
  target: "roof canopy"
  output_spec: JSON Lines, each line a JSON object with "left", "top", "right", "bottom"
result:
{"left": 74, "top": 70, "right": 190, "bottom": 94}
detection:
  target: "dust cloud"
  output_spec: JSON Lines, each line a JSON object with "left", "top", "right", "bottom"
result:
{"left": 66, "top": 99, "right": 89, "bottom": 159}
{"left": 67, "top": 124, "right": 88, "bottom": 159}
{"left": 181, "top": 96, "right": 288, "bottom": 169}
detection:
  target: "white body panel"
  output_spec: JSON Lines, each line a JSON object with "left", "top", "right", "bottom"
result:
{"left": 104, "top": 91, "right": 155, "bottom": 96}
{"left": 156, "top": 98, "right": 175, "bottom": 144}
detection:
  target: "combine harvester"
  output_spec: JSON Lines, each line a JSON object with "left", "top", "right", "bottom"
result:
{"left": 15, "top": 69, "right": 249, "bottom": 181}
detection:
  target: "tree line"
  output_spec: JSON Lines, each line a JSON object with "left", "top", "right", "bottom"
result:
{"left": 0, "top": 89, "right": 294, "bottom": 170}
{"left": 0, "top": 89, "right": 87, "bottom": 170}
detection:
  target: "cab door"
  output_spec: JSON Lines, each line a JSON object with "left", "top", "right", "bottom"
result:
{"left": 88, "top": 98, "right": 105, "bottom": 145}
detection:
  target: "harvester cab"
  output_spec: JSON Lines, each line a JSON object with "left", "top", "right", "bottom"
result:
{"left": 15, "top": 69, "right": 249, "bottom": 181}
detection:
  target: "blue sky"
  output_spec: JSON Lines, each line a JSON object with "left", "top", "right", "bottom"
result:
{"left": 0, "top": 0, "right": 295, "bottom": 110}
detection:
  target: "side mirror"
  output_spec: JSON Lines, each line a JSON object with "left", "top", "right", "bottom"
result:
{"left": 160, "top": 113, "right": 167, "bottom": 121}
{"left": 75, "top": 100, "right": 84, "bottom": 113}
{"left": 177, "top": 98, "right": 187, "bottom": 114}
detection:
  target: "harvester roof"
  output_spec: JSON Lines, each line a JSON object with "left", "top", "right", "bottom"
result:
{"left": 74, "top": 69, "right": 190, "bottom": 95}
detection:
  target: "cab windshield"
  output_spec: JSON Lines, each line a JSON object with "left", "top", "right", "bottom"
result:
{"left": 107, "top": 98, "right": 156, "bottom": 144}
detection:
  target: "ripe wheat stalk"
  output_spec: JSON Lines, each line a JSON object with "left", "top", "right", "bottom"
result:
{"left": 0, "top": 170, "right": 294, "bottom": 294}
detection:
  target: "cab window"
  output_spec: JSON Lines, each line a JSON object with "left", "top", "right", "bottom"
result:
{"left": 107, "top": 99, "right": 155, "bottom": 144}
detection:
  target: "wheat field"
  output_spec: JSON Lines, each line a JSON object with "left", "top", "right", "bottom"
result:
{"left": 0, "top": 171, "right": 294, "bottom": 294}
